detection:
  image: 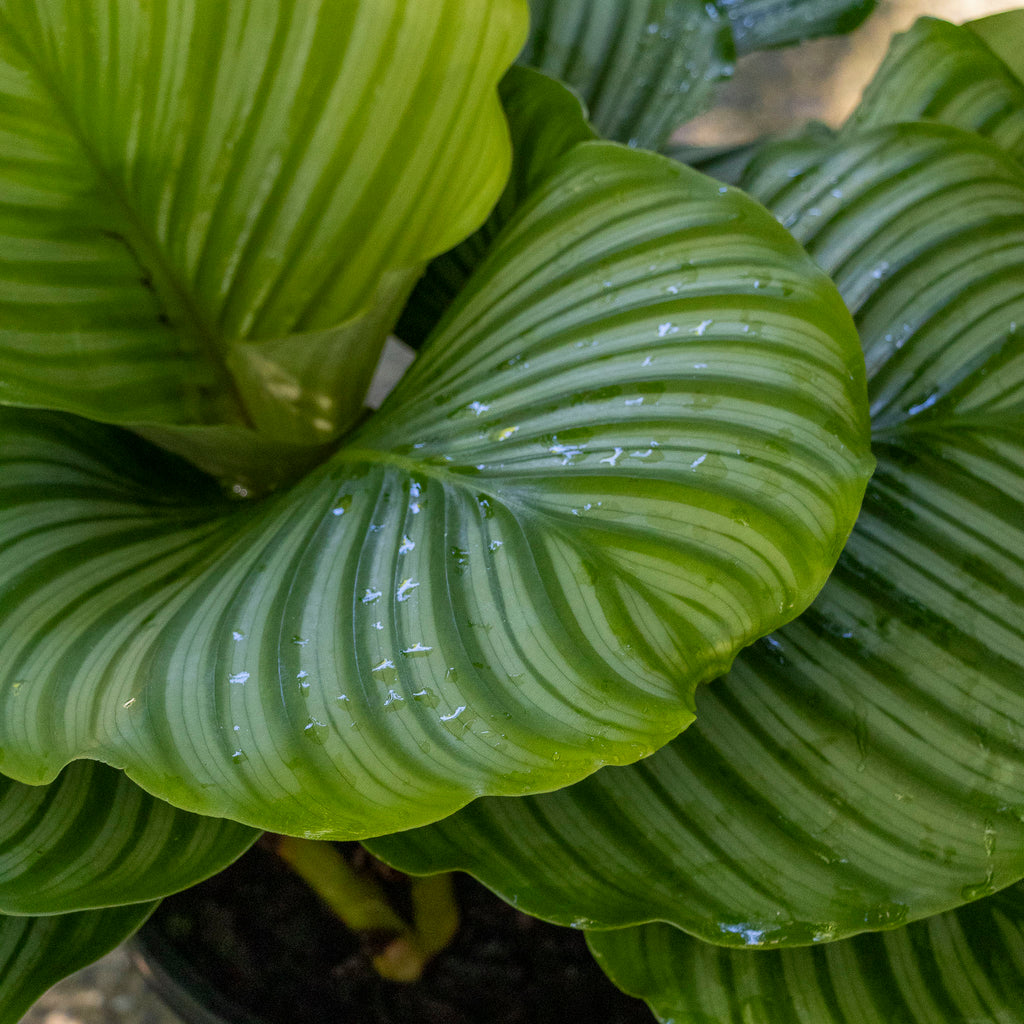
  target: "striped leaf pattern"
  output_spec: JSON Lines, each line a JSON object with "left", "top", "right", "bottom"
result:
{"left": 746, "top": 125, "right": 1024, "bottom": 428}
{"left": 0, "top": 902, "right": 156, "bottom": 1024}
{"left": 0, "top": 0, "right": 524, "bottom": 475}
{"left": 0, "top": 142, "right": 871, "bottom": 840}
{"left": 396, "top": 66, "right": 596, "bottom": 349}
{"left": 842, "top": 17, "right": 1024, "bottom": 163}
{"left": 519, "top": 0, "right": 735, "bottom": 150}
{"left": 589, "top": 882, "right": 1024, "bottom": 1024}
{"left": 367, "top": 124, "right": 1024, "bottom": 944}
{"left": 714, "top": 0, "right": 878, "bottom": 55}
{"left": 0, "top": 762, "right": 258, "bottom": 915}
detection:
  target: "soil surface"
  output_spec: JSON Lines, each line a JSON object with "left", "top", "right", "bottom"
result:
{"left": 137, "top": 843, "right": 654, "bottom": 1024}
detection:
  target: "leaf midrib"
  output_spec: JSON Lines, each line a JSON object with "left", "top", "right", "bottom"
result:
{"left": 333, "top": 443, "right": 526, "bottom": 507}
{"left": 0, "top": 13, "right": 253, "bottom": 430}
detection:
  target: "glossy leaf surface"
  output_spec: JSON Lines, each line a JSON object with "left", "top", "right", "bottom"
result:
{"left": 715, "top": 0, "right": 877, "bottom": 55}
{"left": 0, "top": 762, "right": 257, "bottom": 915}
{"left": 0, "top": 142, "right": 870, "bottom": 839}
{"left": 589, "top": 883, "right": 1024, "bottom": 1024}
{"left": 368, "top": 123, "right": 1024, "bottom": 944}
{"left": 0, "top": 903, "right": 155, "bottom": 1024}
{"left": 519, "top": 0, "right": 734, "bottom": 149}
{"left": 843, "top": 17, "right": 1024, "bottom": 162}
{"left": 0, "top": 0, "right": 524, "bottom": 479}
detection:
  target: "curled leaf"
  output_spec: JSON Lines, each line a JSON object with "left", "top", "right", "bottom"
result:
{"left": 0, "top": 144, "right": 870, "bottom": 839}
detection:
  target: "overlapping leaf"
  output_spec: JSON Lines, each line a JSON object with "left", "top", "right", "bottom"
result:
{"left": 367, "top": 123, "right": 1024, "bottom": 944}
{"left": 0, "top": 0, "right": 525, "bottom": 482}
{"left": 665, "top": 122, "right": 837, "bottom": 190}
{"left": 516, "top": 0, "right": 879, "bottom": 150}
{"left": 588, "top": 882, "right": 1024, "bottom": 1024}
{"left": 0, "top": 762, "right": 257, "bottom": 914}
{"left": 518, "top": 0, "right": 735, "bottom": 150}
{"left": 0, "top": 139, "right": 871, "bottom": 840}
{"left": 970, "top": 10, "right": 1024, "bottom": 86}
{"left": 714, "top": 0, "right": 877, "bottom": 55}
{"left": 0, "top": 902, "right": 155, "bottom": 1024}
{"left": 396, "top": 66, "right": 596, "bottom": 349}
{"left": 0, "top": 735, "right": 254, "bottom": 1024}
{"left": 842, "top": 16, "right": 1024, "bottom": 163}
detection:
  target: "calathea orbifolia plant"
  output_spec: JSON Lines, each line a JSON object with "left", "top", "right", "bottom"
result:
{"left": 0, "top": 1, "right": 1019, "bottom": 1022}
{"left": 372, "top": 8, "right": 1024, "bottom": 1023}
{"left": 0, "top": 0, "right": 875, "bottom": 1013}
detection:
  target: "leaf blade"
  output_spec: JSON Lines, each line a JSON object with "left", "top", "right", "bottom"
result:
{"left": 0, "top": 144, "right": 871, "bottom": 839}
{"left": 716, "top": 0, "right": 878, "bottom": 55}
{"left": 396, "top": 65, "right": 597, "bottom": 349}
{"left": 0, "top": 0, "right": 526, "bottom": 469}
{"left": 0, "top": 762, "right": 258, "bottom": 915}
{"left": 519, "top": 0, "right": 735, "bottom": 150}
{"left": 841, "top": 17, "right": 1024, "bottom": 163}
{"left": 0, "top": 903, "right": 155, "bottom": 1024}
{"left": 969, "top": 9, "right": 1024, "bottom": 88}
{"left": 367, "top": 123, "right": 1024, "bottom": 943}
{"left": 588, "top": 883, "right": 1024, "bottom": 1024}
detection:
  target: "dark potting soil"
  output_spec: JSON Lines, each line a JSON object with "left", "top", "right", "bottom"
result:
{"left": 139, "top": 842, "right": 654, "bottom": 1024}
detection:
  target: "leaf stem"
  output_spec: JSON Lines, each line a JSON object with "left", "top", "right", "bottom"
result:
{"left": 268, "top": 836, "right": 459, "bottom": 983}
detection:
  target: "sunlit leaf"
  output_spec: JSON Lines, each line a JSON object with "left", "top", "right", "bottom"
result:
{"left": 0, "top": 0, "right": 525, "bottom": 482}
{"left": 0, "top": 903, "right": 155, "bottom": 1024}
{"left": 0, "top": 762, "right": 257, "bottom": 915}
{"left": 0, "top": 142, "right": 871, "bottom": 840}
{"left": 588, "top": 883, "right": 1024, "bottom": 1024}
{"left": 518, "top": 0, "right": 735, "bottom": 150}
{"left": 367, "top": 123, "right": 1024, "bottom": 944}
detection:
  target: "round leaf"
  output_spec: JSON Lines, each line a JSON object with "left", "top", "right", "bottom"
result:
{"left": 0, "top": 143, "right": 871, "bottom": 839}
{"left": 842, "top": 16, "right": 1024, "bottom": 163}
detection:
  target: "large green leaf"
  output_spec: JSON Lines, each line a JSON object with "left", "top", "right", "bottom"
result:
{"left": 518, "top": 0, "right": 735, "bottom": 150}
{"left": 589, "top": 882, "right": 1024, "bottom": 1024}
{"left": 842, "top": 17, "right": 1024, "bottom": 163}
{"left": 0, "top": 762, "right": 257, "bottom": 915}
{"left": 0, "top": 141, "right": 871, "bottom": 840}
{"left": 0, "top": 902, "right": 155, "bottom": 1024}
{"left": 0, "top": 0, "right": 525, "bottom": 483}
{"left": 367, "top": 123, "right": 1024, "bottom": 942}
